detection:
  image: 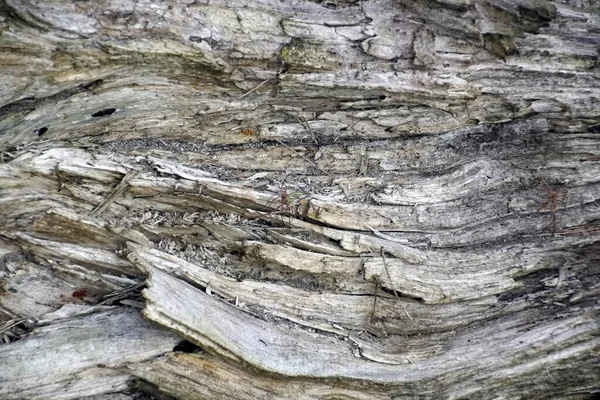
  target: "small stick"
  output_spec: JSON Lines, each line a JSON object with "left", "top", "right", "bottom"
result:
{"left": 102, "top": 281, "right": 145, "bottom": 299}
{"left": 380, "top": 247, "right": 399, "bottom": 298}
{"left": 285, "top": 112, "right": 319, "bottom": 146}
{"left": 381, "top": 247, "right": 416, "bottom": 325}
{"left": 239, "top": 77, "right": 275, "bottom": 99}
{"left": 0, "top": 318, "right": 27, "bottom": 334}
{"left": 98, "top": 281, "right": 146, "bottom": 305}
{"left": 91, "top": 169, "right": 141, "bottom": 216}
{"left": 274, "top": 139, "right": 333, "bottom": 179}
{"left": 370, "top": 278, "right": 379, "bottom": 324}
{"left": 401, "top": 305, "right": 416, "bottom": 326}
{"left": 367, "top": 225, "right": 409, "bottom": 244}
{"left": 556, "top": 264, "right": 567, "bottom": 290}
{"left": 537, "top": 180, "right": 568, "bottom": 237}
{"left": 1, "top": 152, "right": 16, "bottom": 163}
{"left": 239, "top": 69, "right": 284, "bottom": 100}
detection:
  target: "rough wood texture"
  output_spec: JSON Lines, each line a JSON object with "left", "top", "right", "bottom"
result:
{"left": 1, "top": 0, "right": 599, "bottom": 399}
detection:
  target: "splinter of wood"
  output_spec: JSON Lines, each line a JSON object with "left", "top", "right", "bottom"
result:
{"left": 370, "top": 277, "right": 379, "bottom": 324}
{"left": 91, "top": 169, "right": 141, "bottom": 216}
{"left": 285, "top": 111, "right": 319, "bottom": 146}
{"left": 537, "top": 180, "right": 568, "bottom": 237}
{"left": 274, "top": 139, "right": 333, "bottom": 179}
{"left": 381, "top": 248, "right": 416, "bottom": 325}
{"left": 239, "top": 68, "right": 284, "bottom": 99}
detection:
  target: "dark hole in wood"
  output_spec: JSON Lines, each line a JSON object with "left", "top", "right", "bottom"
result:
{"left": 587, "top": 124, "right": 600, "bottom": 133}
{"left": 91, "top": 108, "right": 116, "bottom": 117}
{"left": 173, "top": 340, "right": 202, "bottom": 353}
{"left": 189, "top": 36, "right": 202, "bottom": 42}
{"left": 34, "top": 127, "right": 48, "bottom": 136}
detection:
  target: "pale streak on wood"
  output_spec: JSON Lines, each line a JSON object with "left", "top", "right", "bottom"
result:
{"left": 5, "top": 370, "right": 132, "bottom": 400}
{"left": 129, "top": 246, "right": 375, "bottom": 334}
{"left": 287, "top": 218, "right": 429, "bottom": 264}
{"left": 380, "top": 247, "right": 416, "bottom": 325}
{"left": 370, "top": 160, "right": 507, "bottom": 205}
{"left": 142, "top": 266, "right": 416, "bottom": 380}
{"left": 146, "top": 157, "right": 214, "bottom": 179}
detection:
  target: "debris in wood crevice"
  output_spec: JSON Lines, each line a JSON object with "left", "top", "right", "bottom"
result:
{"left": 0, "top": 251, "right": 36, "bottom": 270}
{"left": 0, "top": 317, "right": 35, "bottom": 345}
{"left": 99, "top": 281, "right": 146, "bottom": 307}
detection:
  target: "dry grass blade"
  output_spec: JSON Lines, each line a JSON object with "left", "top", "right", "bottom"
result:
{"left": 274, "top": 139, "right": 333, "bottom": 179}
{"left": 0, "top": 318, "right": 27, "bottom": 334}
{"left": 0, "top": 318, "right": 32, "bottom": 344}
{"left": 370, "top": 277, "right": 379, "bottom": 324}
{"left": 537, "top": 179, "right": 568, "bottom": 236}
{"left": 239, "top": 68, "right": 284, "bottom": 99}
{"left": 99, "top": 281, "right": 146, "bottom": 306}
{"left": 91, "top": 169, "right": 141, "bottom": 216}
{"left": 265, "top": 174, "right": 303, "bottom": 226}
{"left": 381, "top": 248, "right": 416, "bottom": 325}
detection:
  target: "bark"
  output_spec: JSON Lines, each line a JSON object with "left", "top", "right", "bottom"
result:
{"left": 0, "top": 0, "right": 599, "bottom": 399}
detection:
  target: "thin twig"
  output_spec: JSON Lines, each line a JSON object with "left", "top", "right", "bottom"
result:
{"left": 537, "top": 180, "right": 568, "bottom": 237}
{"left": 98, "top": 281, "right": 146, "bottom": 305}
{"left": 380, "top": 247, "right": 399, "bottom": 297}
{"left": 381, "top": 247, "right": 416, "bottom": 325}
{"left": 367, "top": 225, "right": 409, "bottom": 244}
{"left": 239, "top": 77, "right": 275, "bottom": 99}
{"left": 1, "top": 152, "right": 16, "bottom": 163}
{"left": 370, "top": 279, "right": 378, "bottom": 324}
{"left": 401, "top": 305, "right": 416, "bottom": 326}
{"left": 285, "top": 112, "right": 319, "bottom": 146}
{"left": 102, "top": 281, "right": 146, "bottom": 299}
{"left": 0, "top": 318, "right": 26, "bottom": 334}
{"left": 91, "top": 169, "right": 141, "bottom": 216}
{"left": 274, "top": 139, "right": 333, "bottom": 179}
{"left": 239, "top": 69, "right": 283, "bottom": 99}
{"left": 556, "top": 264, "right": 567, "bottom": 290}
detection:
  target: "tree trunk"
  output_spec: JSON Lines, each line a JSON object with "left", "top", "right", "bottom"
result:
{"left": 1, "top": 0, "right": 599, "bottom": 398}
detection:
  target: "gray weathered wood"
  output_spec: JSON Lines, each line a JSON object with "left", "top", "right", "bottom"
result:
{"left": 1, "top": 0, "right": 599, "bottom": 398}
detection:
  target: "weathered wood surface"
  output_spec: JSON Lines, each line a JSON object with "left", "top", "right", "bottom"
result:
{"left": 0, "top": 307, "right": 180, "bottom": 399}
{"left": 0, "top": 0, "right": 599, "bottom": 399}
